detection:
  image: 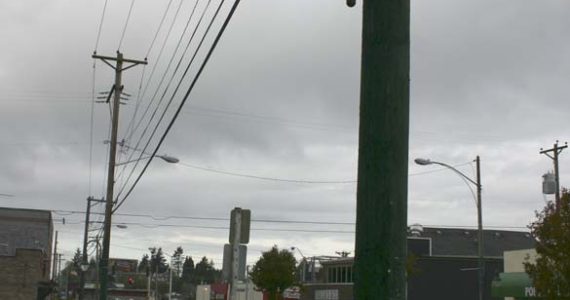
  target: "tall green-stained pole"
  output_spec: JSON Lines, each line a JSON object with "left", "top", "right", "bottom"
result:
{"left": 353, "top": 0, "right": 410, "bottom": 299}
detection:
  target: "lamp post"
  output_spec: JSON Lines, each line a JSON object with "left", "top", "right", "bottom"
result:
{"left": 415, "top": 156, "right": 483, "bottom": 300}
{"left": 291, "top": 246, "right": 314, "bottom": 283}
{"left": 290, "top": 247, "right": 307, "bottom": 282}
{"left": 98, "top": 147, "right": 177, "bottom": 300}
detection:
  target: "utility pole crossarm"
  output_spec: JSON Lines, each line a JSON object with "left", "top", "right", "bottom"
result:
{"left": 92, "top": 53, "right": 148, "bottom": 66}
{"left": 540, "top": 143, "right": 568, "bottom": 155}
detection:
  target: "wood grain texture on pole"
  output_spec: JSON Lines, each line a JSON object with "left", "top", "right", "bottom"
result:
{"left": 354, "top": 0, "right": 410, "bottom": 299}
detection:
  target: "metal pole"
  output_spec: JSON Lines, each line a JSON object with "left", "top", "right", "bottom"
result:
{"left": 311, "top": 257, "right": 315, "bottom": 283}
{"left": 230, "top": 208, "right": 242, "bottom": 300}
{"left": 476, "top": 156, "right": 484, "bottom": 300}
{"left": 354, "top": 0, "right": 410, "bottom": 299}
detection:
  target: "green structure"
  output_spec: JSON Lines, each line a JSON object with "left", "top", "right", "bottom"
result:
{"left": 354, "top": 0, "right": 410, "bottom": 299}
{"left": 492, "top": 272, "right": 543, "bottom": 299}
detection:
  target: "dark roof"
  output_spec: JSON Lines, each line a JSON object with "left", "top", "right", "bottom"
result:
{"left": 410, "top": 227, "right": 535, "bottom": 257}
{"left": 321, "top": 227, "right": 535, "bottom": 265}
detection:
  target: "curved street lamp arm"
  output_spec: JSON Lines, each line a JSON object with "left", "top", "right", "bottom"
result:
{"left": 290, "top": 247, "right": 307, "bottom": 259}
{"left": 430, "top": 161, "right": 479, "bottom": 187}
{"left": 115, "top": 154, "right": 178, "bottom": 166}
{"left": 115, "top": 155, "right": 152, "bottom": 166}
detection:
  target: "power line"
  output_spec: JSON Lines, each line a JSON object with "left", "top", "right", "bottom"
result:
{"left": 181, "top": 105, "right": 354, "bottom": 132}
{"left": 174, "top": 161, "right": 472, "bottom": 184}
{"left": 51, "top": 210, "right": 528, "bottom": 230}
{"left": 123, "top": 0, "right": 208, "bottom": 151}
{"left": 123, "top": 0, "right": 179, "bottom": 148}
{"left": 115, "top": 221, "right": 356, "bottom": 234}
{"left": 118, "top": 0, "right": 136, "bottom": 50}
{"left": 60, "top": 219, "right": 529, "bottom": 232}
{"left": 178, "top": 162, "right": 356, "bottom": 184}
{"left": 94, "top": 0, "right": 109, "bottom": 51}
{"left": 55, "top": 210, "right": 352, "bottom": 225}
{"left": 118, "top": 0, "right": 205, "bottom": 184}
{"left": 145, "top": 0, "right": 175, "bottom": 58}
{"left": 123, "top": 0, "right": 189, "bottom": 145}
{"left": 114, "top": 0, "right": 240, "bottom": 212}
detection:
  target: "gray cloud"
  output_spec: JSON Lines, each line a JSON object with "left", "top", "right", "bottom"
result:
{"left": 1, "top": 0, "right": 568, "bottom": 265}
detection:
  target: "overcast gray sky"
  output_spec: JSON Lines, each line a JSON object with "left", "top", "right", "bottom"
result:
{"left": 1, "top": 0, "right": 568, "bottom": 267}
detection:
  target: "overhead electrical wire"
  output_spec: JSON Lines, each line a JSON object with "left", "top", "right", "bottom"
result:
{"left": 123, "top": 0, "right": 188, "bottom": 143}
{"left": 174, "top": 161, "right": 472, "bottom": 184}
{"left": 123, "top": 0, "right": 206, "bottom": 151}
{"left": 118, "top": 0, "right": 136, "bottom": 50}
{"left": 54, "top": 215, "right": 529, "bottom": 232}
{"left": 94, "top": 0, "right": 109, "bottom": 51}
{"left": 114, "top": 0, "right": 220, "bottom": 201}
{"left": 178, "top": 162, "right": 356, "bottom": 184}
{"left": 117, "top": 0, "right": 203, "bottom": 186}
{"left": 181, "top": 105, "right": 354, "bottom": 132}
{"left": 54, "top": 210, "right": 354, "bottom": 225}
{"left": 145, "top": 0, "right": 175, "bottom": 58}
{"left": 112, "top": 222, "right": 356, "bottom": 234}
{"left": 50, "top": 208, "right": 528, "bottom": 230}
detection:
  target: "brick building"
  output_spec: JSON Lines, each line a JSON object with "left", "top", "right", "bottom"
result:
{"left": 0, "top": 207, "right": 54, "bottom": 299}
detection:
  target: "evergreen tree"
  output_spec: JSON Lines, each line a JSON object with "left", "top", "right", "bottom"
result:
{"left": 149, "top": 247, "right": 167, "bottom": 274}
{"left": 194, "top": 256, "right": 219, "bottom": 284}
{"left": 171, "top": 246, "right": 184, "bottom": 278}
{"left": 181, "top": 256, "right": 195, "bottom": 282}
{"left": 180, "top": 256, "right": 196, "bottom": 300}
{"left": 71, "top": 248, "right": 82, "bottom": 271}
{"left": 138, "top": 254, "right": 150, "bottom": 274}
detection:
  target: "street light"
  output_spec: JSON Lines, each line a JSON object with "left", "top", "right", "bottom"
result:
{"left": 97, "top": 141, "right": 178, "bottom": 300}
{"left": 290, "top": 246, "right": 306, "bottom": 259}
{"left": 291, "top": 246, "right": 313, "bottom": 283}
{"left": 104, "top": 140, "right": 180, "bottom": 166}
{"left": 415, "top": 156, "right": 483, "bottom": 300}
{"left": 115, "top": 154, "right": 179, "bottom": 166}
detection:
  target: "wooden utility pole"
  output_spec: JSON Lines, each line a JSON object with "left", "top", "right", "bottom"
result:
{"left": 92, "top": 51, "right": 147, "bottom": 300}
{"left": 540, "top": 141, "right": 567, "bottom": 210}
{"left": 79, "top": 196, "right": 105, "bottom": 300}
{"left": 353, "top": 0, "right": 410, "bottom": 299}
